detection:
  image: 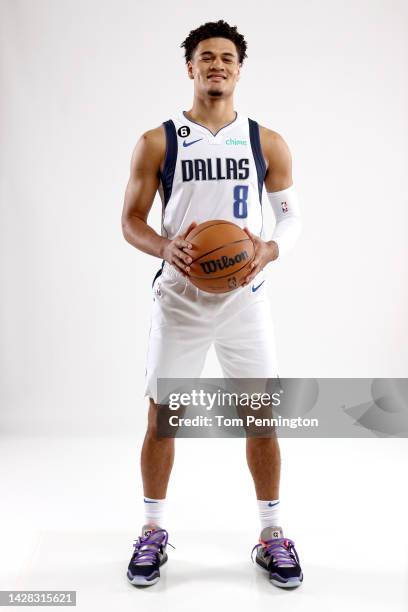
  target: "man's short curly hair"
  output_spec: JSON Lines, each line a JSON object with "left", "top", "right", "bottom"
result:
{"left": 180, "top": 20, "right": 248, "bottom": 66}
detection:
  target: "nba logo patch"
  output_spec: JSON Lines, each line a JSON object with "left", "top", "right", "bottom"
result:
{"left": 281, "top": 201, "right": 288, "bottom": 213}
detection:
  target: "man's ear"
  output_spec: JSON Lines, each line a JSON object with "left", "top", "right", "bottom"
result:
{"left": 187, "top": 61, "right": 194, "bottom": 80}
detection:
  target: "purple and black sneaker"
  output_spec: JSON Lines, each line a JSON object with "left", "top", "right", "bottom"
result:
{"left": 251, "top": 526, "right": 303, "bottom": 588}
{"left": 127, "top": 525, "right": 173, "bottom": 587}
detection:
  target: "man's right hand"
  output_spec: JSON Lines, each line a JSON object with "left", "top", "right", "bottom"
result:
{"left": 162, "top": 221, "right": 197, "bottom": 277}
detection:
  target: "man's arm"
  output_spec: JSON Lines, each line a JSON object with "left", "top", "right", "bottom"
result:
{"left": 122, "top": 127, "right": 166, "bottom": 257}
{"left": 242, "top": 127, "right": 301, "bottom": 285}
{"left": 121, "top": 127, "right": 195, "bottom": 275}
{"left": 260, "top": 126, "right": 293, "bottom": 193}
{"left": 262, "top": 128, "right": 302, "bottom": 259}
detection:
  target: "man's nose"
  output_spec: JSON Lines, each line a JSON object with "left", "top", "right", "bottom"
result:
{"left": 210, "top": 57, "right": 224, "bottom": 70}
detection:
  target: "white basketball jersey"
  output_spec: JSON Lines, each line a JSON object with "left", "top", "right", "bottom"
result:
{"left": 158, "top": 110, "right": 267, "bottom": 241}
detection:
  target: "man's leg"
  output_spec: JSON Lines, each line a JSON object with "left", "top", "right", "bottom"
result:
{"left": 127, "top": 399, "right": 175, "bottom": 587}
{"left": 128, "top": 265, "right": 211, "bottom": 586}
{"left": 141, "top": 398, "right": 175, "bottom": 499}
{"left": 214, "top": 284, "right": 303, "bottom": 587}
{"left": 246, "top": 435, "right": 280, "bottom": 500}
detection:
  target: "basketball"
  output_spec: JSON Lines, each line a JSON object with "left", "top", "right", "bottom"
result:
{"left": 185, "top": 220, "right": 255, "bottom": 293}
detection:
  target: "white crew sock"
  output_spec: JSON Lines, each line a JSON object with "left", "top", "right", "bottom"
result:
{"left": 143, "top": 496, "right": 166, "bottom": 527}
{"left": 257, "top": 499, "right": 281, "bottom": 530}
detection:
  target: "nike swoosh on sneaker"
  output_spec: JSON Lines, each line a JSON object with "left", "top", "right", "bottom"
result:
{"left": 268, "top": 501, "right": 280, "bottom": 507}
{"left": 183, "top": 138, "right": 203, "bottom": 147}
{"left": 251, "top": 280, "right": 265, "bottom": 292}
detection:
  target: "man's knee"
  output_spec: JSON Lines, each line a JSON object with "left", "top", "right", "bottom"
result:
{"left": 145, "top": 398, "right": 177, "bottom": 440}
{"left": 146, "top": 398, "right": 188, "bottom": 439}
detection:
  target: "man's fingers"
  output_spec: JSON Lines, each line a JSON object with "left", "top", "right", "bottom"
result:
{"left": 243, "top": 226, "right": 257, "bottom": 243}
{"left": 180, "top": 221, "right": 197, "bottom": 240}
{"left": 242, "top": 263, "right": 261, "bottom": 286}
{"left": 174, "top": 255, "right": 191, "bottom": 274}
{"left": 175, "top": 238, "right": 193, "bottom": 250}
{"left": 177, "top": 222, "right": 197, "bottom": 249}
{"left": 187, "top": 220, "right": 198, "bottom": 232}
{"left": 175, "top": 248, "right": 192, "bottom": 265}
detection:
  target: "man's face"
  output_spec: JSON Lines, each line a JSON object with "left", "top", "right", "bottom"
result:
{"left": 187, "top": 37, "right": 241, "bottom": 98}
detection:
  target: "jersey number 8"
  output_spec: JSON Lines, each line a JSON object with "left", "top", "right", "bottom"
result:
{"left": 233, "top": 185, "right": 249, "bottom": 219}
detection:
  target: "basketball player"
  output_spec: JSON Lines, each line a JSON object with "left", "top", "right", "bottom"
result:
{"left": 122, "top": 20, "right": 303, "bottom": 588}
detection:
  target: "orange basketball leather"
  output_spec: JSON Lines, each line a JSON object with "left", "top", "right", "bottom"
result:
{"left": 185, "top": 220, "right": 255, "bottom": 293}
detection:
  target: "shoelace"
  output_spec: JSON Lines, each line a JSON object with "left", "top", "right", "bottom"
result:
{"left": 132, "top": 529, "right": 175, "bottom": 565}
{"left": 251, "top": 537, "right": 299, "bottom": 568}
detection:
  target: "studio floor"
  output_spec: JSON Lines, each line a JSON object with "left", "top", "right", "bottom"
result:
{"left": 1, "top": 435, "right": 407, "bottom": 611}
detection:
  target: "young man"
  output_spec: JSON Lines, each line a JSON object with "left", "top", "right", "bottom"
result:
{"left": 122, "top": 20, "right": 303, "bottom": 589}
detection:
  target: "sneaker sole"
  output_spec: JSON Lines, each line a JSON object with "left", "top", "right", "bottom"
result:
{"left": 127, "top": 570, "right": 160, "bottom": 587}
{"left": 255, "top": 558, "right": 303, "bottom": 588}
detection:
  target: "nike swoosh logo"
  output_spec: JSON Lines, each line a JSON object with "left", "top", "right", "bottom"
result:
{"left": 251, "top": 280, "right": 265, "bottom": 292}
{"left": 144, "top": 499, "right": 158, "bottom": 504}
{"left": 183, "top": 138, "right": 203, "bottom": 147}
{"left": 268, "top": 501, "right": 280, "bottom": 507}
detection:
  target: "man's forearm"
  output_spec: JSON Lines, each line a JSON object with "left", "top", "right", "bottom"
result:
{"left": 122, "top": 215, "right": 169, "bottom": 259}
{"left": 268, "top": 186, "right": 302, "bottom": 258}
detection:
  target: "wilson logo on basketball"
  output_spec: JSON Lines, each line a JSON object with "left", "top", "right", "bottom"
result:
{"left": 199, "top": 250, "right": 249, "bottom": 274}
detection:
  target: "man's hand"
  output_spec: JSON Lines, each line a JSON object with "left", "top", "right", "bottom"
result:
{"left": 241, "top": 227, "right": 279, "bottom": 287}
{"left": 162, "top": 221, "right": 197, "bottom": 277}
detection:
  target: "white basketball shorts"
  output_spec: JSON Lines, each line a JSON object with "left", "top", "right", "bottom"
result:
{"left": 144, "top": 262, "right": 279, "bottom": 403}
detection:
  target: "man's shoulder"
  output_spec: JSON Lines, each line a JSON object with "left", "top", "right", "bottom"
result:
{"left": 129, "top": 124, "right": 167, "bottom": 172}
{"left": 255, "top": 125, "right": 292, "bottom": 174}
{"left": 258, "top": 125, "right": 291, "bottom": 158}
{"left": 136, "top": 124, "right": 166, "bottom": 159}
{"left": 258, "top": 124, "right": 286, "bottom": 146}
{"left": 140, "top": 124, "right": 166, "bottom": 144}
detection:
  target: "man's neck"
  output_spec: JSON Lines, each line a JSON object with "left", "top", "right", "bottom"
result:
{"left": 185, "top": 99, "right": 236, "bottom": 132}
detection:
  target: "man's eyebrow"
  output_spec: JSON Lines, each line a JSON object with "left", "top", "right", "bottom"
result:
{"left": 199, "top": 51, "right": 236, "bottom": 57}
